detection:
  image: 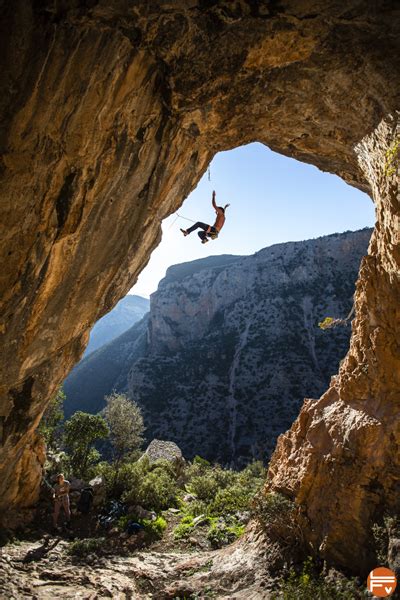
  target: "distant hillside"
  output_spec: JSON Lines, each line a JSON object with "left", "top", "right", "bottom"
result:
{"left": 84, "top": 294, "right": 149, "bottom": 356}
{"left": 64, "top": 315, "right": 149, "bottom": 417}
{"left": 64, "top": 229, "right": 372, "bottom": 464}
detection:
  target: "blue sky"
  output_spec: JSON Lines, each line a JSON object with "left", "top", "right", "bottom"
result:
{"left": 131, "top": 142, "right": 375, "bottom": 297}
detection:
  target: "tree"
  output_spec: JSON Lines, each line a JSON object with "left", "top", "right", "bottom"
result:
{"left": 64, "top": 411, "right": 109, "bottom": 479}
{"left": 38, "top": 387, "right": 65, "bottom": 450}
{"left": 103, "top": 392, "right": 145, "bottom": 469}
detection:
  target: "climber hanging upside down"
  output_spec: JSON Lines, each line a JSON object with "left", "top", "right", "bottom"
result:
{"left": 181, "top": 191, "right": 229, "bottom": 244}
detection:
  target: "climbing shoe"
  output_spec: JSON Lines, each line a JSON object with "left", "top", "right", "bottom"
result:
{"left": 180, "top": 228, "right": 188, "bottom": 236}
{"left": 201, "top": 238, "right": 209, "bottom": 244}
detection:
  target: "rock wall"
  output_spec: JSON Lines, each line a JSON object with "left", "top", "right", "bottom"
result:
{"left": 268, "top": 116, "right": 400, "bottom": 573}
{"left": 0, "top": 0, "right": 399, "bottom": 572}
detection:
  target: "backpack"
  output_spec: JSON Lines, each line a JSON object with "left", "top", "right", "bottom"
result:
{"left": 77, "top": 487, "right": 94, "bottom": 514}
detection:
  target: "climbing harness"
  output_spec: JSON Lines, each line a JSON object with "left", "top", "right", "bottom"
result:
{"left": 318, "top": 304, "right": 355, "bottom": 330}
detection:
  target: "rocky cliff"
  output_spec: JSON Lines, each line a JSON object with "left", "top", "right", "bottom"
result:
{"left": 83, "top": 294, "right": 149, "bottom": 356}
{"left": 131, "top": 230, "right": 371, "bottom": 465}
{"left": 0, "top": 0, "right": 399, "bottom": 574}
{"left": 64, "top": 231, "right": 371, "bottom": 465}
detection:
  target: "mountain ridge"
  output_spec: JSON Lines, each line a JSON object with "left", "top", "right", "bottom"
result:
{"left": 64, "top": 228, "right": 372, "bottom": 464}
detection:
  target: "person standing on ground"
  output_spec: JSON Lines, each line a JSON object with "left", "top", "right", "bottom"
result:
{"left": 181, "top": 190, "right": 229, "bottom": 244}
{"left": 52, "top": 473, "right": 71, "bottom": 529}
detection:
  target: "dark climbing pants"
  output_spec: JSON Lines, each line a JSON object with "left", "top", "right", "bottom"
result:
{"left": 186, "top": 222, "right": 216, "bottom": 241}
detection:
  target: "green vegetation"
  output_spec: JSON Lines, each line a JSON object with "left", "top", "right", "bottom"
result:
{"left": 274, "top": 557, "right": 368, "bottom": 599}
{"left": 103, "top": 392, "right": 145, "bottom": 463}
{"left": 120, "top": 457, "right": 179, "bottom": 512}
{"left": 68, "top": 537, "right": 106, "bottom": 557}
{"left": 117, "top": 514, "right": 167, "bottom": 540}
{"left": 318, "top": 316, "right": 334, "bottom": 330}
{"left": 207, "top": 520, "right": 245, "bottom": 548}
{"left": 171, "top": 460, "right": 264, "bottom": 548}
{"left": 384, "top": 138, "right": 400, "bottom": 177}
{"left": 251, "top": 491, "right": 302, "bottom": 545}
{"left": 37, "top": 387, "right": 65, "bottom": 450}
{"left": 36, "top": 390, "right": 264, "bottom": 553}
{"left": 64, "top": 411, "right": 109, "bottom": 479}
{"left": 103, "top": 392, "right": 145, "bottom": 487}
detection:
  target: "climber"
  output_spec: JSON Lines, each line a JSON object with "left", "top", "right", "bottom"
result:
{"left": 52, "top": 473, "right": 71, "bottom": 530}
{"left": 180, "top": 190, "right": 229, "bottom": 244}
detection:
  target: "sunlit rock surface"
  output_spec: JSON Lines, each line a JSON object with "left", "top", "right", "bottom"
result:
{"left": 130, "top": 230, "right": 370, "bottom": 465}
{"left": 0, "top": 0, "right": 399, "bottom": 573}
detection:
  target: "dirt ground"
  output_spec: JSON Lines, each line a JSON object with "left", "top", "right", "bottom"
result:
{"left": 0, "top": 507, "right": 277, "bottom": 599}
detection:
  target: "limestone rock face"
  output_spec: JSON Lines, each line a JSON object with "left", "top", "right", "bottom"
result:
{"left": 0, "top": 0, "right": 399, "bottom": 573}
{"left": 267, "top": 116, "right": 400, "bottom": 573}
{"left": 128, "top": 231, "right": 369, "bottom": 464}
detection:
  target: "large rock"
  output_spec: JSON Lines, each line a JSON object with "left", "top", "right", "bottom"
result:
{"left": 88, "top": 475, "right": 107, "bottom": 508}
{"left": 0, "top": 0, "right": 399, "bottom": 576}
{"left": 142, "top": 439, "right": 184, "bottom": 466}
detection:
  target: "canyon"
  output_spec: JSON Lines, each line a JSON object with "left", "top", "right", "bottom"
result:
{"left": 64, "top": 230, "right": 371, "bottom": 466}
{"left": 0, "top": 0, "right": 399, "bottom": 577}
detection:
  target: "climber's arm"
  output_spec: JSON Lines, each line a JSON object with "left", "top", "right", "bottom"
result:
{"left": 212, "top": 190, "right": 217, "bottom": 211}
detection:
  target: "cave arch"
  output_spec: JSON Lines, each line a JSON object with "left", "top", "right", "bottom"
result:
{"left": 0, "top": 0, "right": 399, "bottom": 573}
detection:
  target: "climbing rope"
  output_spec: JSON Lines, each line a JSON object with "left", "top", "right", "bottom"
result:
{"left": 167, "top": 212, "right": 196, "bottom": 231}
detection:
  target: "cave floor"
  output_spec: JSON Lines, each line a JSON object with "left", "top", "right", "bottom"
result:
{"left": 0, "top": 526, "right": 276, "bottom": 600}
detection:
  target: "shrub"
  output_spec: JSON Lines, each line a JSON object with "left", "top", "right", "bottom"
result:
{"left": 174, "top": 519, "right": 195, "bottom": 540}
{"left": 276, "top": 557, "right": 368, "bottom": 599}
{"left": 237, "top": 460, "right": 265, "bottom": 484}
{"left": 173, "top": 514, "right": 213, "bottom": 540}
{"left": 122, "top": 459, "right": 178, "bottom": 512}
{"left": 207, "top": 520, "right": 245, "bottom": 548}
{"left": 252, "top": 491, "right": 302, "bottom": 545}
{"left": 212, "top": 466, "right": 237, "bottom": 489}
{"left": 209, "top": 485, "right": 250, "bottom": 516}
{"left": 186, "top": 474, "right": 219, "bottom": 502}
{"left": 141, "top": 516, "right": 167, "bottom": 539}
{"left": 103, "top": 392, "right": 144, "bottom": 467}
{"left": 180, "top": 499, "right": 209, "bottom": 518}
{"left": 193, "top": 455, "right": 211, "bottom": 467}
{"left": 68, "top": 537, "right": 106, "bottom": 557}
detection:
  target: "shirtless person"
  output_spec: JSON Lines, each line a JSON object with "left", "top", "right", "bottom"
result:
{"left": 52, "top": 473, "right": 71, "bottom": 529}
{"left": 181, "top": 191, "right": 229, "bottom": 244}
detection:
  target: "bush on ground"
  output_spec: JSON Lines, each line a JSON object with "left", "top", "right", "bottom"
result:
{"left": 251, "top": 491, "right": 301, "bottom": 544}
{"left": 68, "top": 537, "right": 106, "bottom": 557}
{"left": 121, "top": 458, "right": 179, "bottom": 512}
{"left": 276, "top": 557, "right": 368, "bottom": 599}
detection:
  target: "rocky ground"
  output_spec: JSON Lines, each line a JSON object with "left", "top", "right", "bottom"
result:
{"left": 0, "top": 519, "right": 276, "bottom": 600}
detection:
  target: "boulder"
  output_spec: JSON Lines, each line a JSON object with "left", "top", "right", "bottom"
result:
{"left": 88, "top": 476, "right": 106, "bottom": 508}
{"left": 141, "top": 439, "right": 185, "bottom": 467}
